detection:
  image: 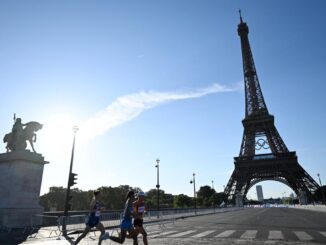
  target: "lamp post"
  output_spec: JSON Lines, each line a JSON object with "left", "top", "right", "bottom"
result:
{"left": 190, "top": 173, "right": 197, "bottom": 215}
{"left": 155, "top": 158, "right": 160, "bottom": 218}
{"left": 63, "top": 126, "right": 79, "bottom": 236}
{"left": 211, "top": 180, "right": 215, "bottom": 209}
{"left": 317, "top": 173, "right": 325, "bottom": 205}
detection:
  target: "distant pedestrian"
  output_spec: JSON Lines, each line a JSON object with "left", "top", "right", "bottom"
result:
{"left": 74, "top": 190, "right": 106, "bottom": 245}
{"left": 101, "top": 190, "right": 138, "bottom": 244}
{"left": 133, "top": 191, "right": 148, "bottom": 245}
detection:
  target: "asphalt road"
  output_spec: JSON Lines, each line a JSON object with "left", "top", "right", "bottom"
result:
{"left": 20, "top": 207, "right": 326, "bottom": 245}
{"left": 147, "top": 207, "right": 326, "bottom": 244}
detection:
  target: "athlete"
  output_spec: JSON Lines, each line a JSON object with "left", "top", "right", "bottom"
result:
{"left": 105, "top": 190, "right": 138, "bottom": 245}
{"left": 133, "top": 191, "right": 148, "bottom": 245}
{"left": 74, "top": 190, "right": 106, "bottom": 245}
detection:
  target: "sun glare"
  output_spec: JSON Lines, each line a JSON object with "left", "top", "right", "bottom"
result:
{"left": 42, "top": 114, "right": 81, "bottom": 150}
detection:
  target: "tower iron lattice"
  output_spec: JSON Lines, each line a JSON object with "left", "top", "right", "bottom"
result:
{"left": 224, "top": 13, "right": 320, "bottom": 204}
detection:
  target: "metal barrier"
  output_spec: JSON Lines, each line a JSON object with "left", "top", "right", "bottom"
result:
{"left": 25, "top": 207, "right": 242, "bottom": 239}
{"left": 100, "top": 212, "right": 122, "bottom": 228}
{"left": 57, "top": 212, "right": 123, "bottom": 239}
{"left": 29, "top": 214, "right": 61, "bottom": 238}
{"left": 1, "top": 214, "right": 29, "bottom": 233}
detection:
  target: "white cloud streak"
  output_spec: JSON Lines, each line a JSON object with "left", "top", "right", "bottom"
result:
{"left": 79, "top": 83, "right": 240, "bottom": 142}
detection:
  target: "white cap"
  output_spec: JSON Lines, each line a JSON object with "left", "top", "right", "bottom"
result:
{"left": 138, "top": 191, "right": 145, "bottom": 197}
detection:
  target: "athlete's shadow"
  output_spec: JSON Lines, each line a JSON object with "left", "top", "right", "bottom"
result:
{"left": 63, "top": 234, "right": 75, "bottom": 244}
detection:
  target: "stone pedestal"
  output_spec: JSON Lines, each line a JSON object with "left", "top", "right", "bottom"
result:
{"left": 0, "top": 151, "right": 48, "bottom": 228}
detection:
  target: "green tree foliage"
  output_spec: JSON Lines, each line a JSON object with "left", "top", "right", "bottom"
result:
{"left": 209, "top": 192, "right": 225, "bottom": 207}
{"left": 97, "top": 185, "right": 139, "bottom": 210}
{"left": 40, "top": 185, "right": 223, "bottom": 211}
{"left": 197, "top": 185, "right": 216, "bottom": 207}
{"left": 162, "top": 193, "right": 174, "bottom": 208}
{"left": 40, "top": 186, "right": 66, "bottom": 211}
{"left": 173, "top": 194, "right": 192, "bottom": 208}
{"left": 70, "top": 188, "right": 92, "bottom": 210}
{"left": 145, "top": 189, "right": 174, "bottom": 209}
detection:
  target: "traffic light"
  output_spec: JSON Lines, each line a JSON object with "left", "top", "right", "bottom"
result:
{"left": 69, "top": 172, "right": 78, "bottom": 187}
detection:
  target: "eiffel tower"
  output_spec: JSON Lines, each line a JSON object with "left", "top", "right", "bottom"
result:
{"left": 224, "top": 13, "right": 320, "bottom": 204}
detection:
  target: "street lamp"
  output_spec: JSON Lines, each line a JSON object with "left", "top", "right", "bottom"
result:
{"left": 155, "top": 158, "right": 160, "bottom": 218}
{"left": 211, "top": 180, "right": 215, "bottom": 208}
{"left": 317, "top": 173, "right": 325, "bottom": 205}
{"left": 63, "top": 126, "right": 79, "bottom": 236}
{"left": 190, "top": 173, "right": 197, "bottom": 215}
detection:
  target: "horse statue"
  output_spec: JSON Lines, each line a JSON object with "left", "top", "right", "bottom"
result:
{"left": 3, "top": 119, "right": 43, "bottom": 153}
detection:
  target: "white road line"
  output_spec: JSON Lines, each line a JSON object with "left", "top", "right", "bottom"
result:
{"left": 147, "top": 231, "right": 161, "bottom": 235}
{"left": 320, "top": 231, "right": 326, "bottom": 237}
{"left": 240, "top": 230, "right": 258, "bottom": 239}
{"left": 215, "top": 230, "right": 236, "bottom": 238}
{"left": 268, "top": 230, "right": 284, "bottom": 240}
{"left": 167, "top": 230, "right": 197, "bottom": 237}
{"left": 191, "top": 230, "right": 215, "bottom": 238}
{"left": 149, "top": 230, "right": 176, "bottom": 238}
{"left": 293, "top": 231, "right": 313, "bottom": 241}
{"left": 160, "top": 230, "right": 179, "bottom": 235}
{"left": 150, "top": 230, "right": 179, "bottom": 237}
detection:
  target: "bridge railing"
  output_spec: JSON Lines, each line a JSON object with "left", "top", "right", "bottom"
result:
{"left": 25, "top": 207, "right": 240, "bottom": 238}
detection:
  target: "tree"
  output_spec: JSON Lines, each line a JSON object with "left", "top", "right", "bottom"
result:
{"left": 209, "top": 192, "right": 225, "bottom": 207}
{"left": 173, "top": 194, "right": 192, "bottom": 208}
{"left": 39, "top": 186, "right": 67, "bottom": 211}
{"left": 162, "top": 193, "right": 174, "bottom": 208}
{"left": 70, "top": 188, "right": 91, "bottom": 210}
{"left": 145, "top": 189, "right": 159, "bottom": 209}
{"left": 40, "top": 185, "right": 139, "bottom": 211}
{"left": 145, "top": 189, "right": 169, "bottom": 209}
{"left": 197, "top": 185, "right": 216, "bottom": 207}
{"left": 97, "top": 185, "right": 135, "bottom": 210}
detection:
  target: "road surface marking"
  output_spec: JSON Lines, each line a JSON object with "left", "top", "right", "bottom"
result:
{"left": 293, "top": 231, "right": 313, "bottom": 241}
{"left": 150, "top": 230, "right": 179, "bottom": 237}
{"left": 191, "top": 230, "right": 215, "bottom": 238}
{"left": 167, "top": 230, "right": 197, "bottom": 237}
{"left": 320, "top": 231, "right": 326, "bottom": 237}
{"left": 215, "top": 230, "right": 236, "bottom": 238}
{"left": 147, "top": 231, "right": 161, "bottom": 235}
{"left": 240, "top": 230, "right": 257, "bottom": 239}
{"left": 268, "top": 230, "right": 284, "bottom": 240}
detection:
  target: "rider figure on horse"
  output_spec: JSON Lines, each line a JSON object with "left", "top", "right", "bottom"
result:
{"left": 11, "top": 118, "right": 26, "bottom": 151}
{"left": 3, "top": 116, "right": 43, "bottom": 153}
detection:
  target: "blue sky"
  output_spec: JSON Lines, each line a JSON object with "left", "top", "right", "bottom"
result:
{"left": 0, "top": 1, "right": 325, "bottom": 200}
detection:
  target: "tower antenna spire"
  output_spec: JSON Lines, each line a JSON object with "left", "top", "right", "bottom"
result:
{"left": 239, "top": 9, "right": 243, "bottom": 23}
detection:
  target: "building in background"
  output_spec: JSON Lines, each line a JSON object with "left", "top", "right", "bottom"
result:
{"left": 256, "top": 185, "right": 264, "bottom": 202}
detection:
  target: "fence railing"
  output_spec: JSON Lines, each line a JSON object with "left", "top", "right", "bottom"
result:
{"left": 1, "top": 207, "right": 241, "bottom": 239}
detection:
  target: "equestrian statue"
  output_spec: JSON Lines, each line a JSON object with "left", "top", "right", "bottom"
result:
{"left": 3, "top": 116, "right": 43, "bottom": 153}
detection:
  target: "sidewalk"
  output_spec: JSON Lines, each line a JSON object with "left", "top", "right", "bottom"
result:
{"left": 18, "top": 208, "right": 242, "bottom": 245}
{"left": 290, "top": 204, "right": 326, "bottom": 213}
{"left": 20, "top": 225, "right": 161, "bottom": 245}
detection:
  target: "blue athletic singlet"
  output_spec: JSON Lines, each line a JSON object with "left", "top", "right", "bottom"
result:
{"left": 86, "top": 201, "right": 101, "bottom": 228}
{"left": 120, "top": 198, "right": 133, "bottom": 230}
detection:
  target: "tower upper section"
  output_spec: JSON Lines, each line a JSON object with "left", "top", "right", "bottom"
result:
{"left": 237, "top": 13, "right": 269, "bottom": 118}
